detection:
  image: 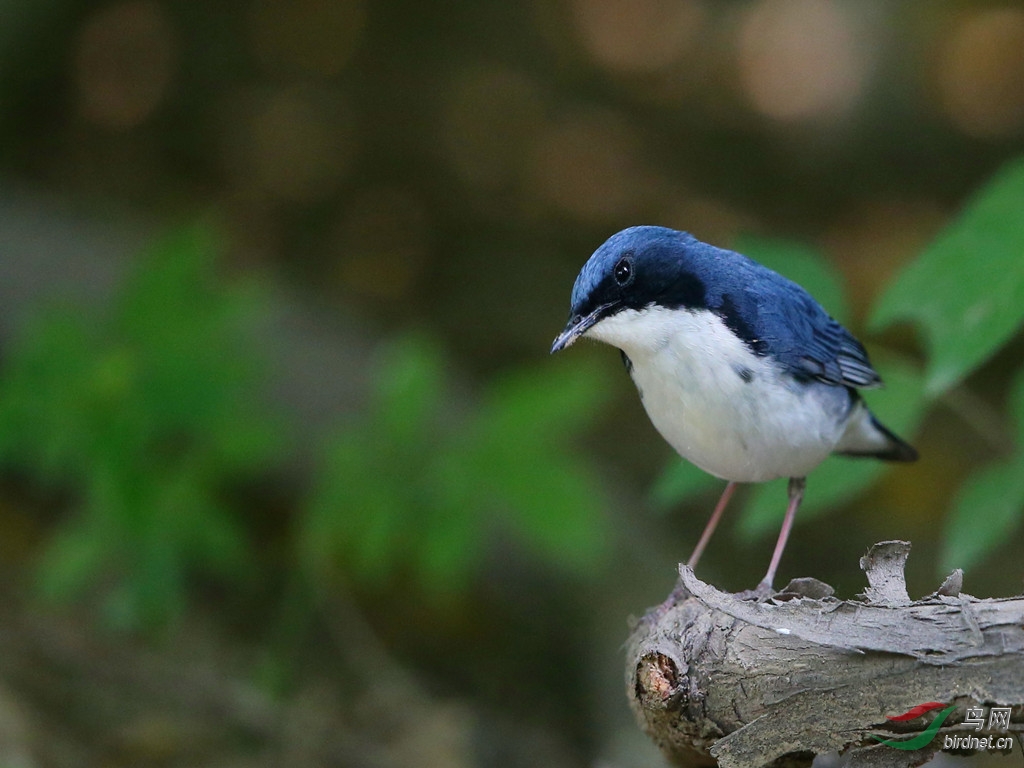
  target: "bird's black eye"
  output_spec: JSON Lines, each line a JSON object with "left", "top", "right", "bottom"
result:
{"left": 613, "top": 254, "right": 634, "bottom": 286}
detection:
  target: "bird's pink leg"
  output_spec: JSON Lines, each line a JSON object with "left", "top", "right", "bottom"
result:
{"left": 686, "top": 480, "right": 738, "bottom": 572}
{"left": 646, "top": 481, "right": 739, "bottom": 623}
{"left": 758, "top": 476, "right": 806, "bottom": 590}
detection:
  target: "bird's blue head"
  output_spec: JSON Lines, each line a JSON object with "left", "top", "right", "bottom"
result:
{"left": 551, "top": 226, "right": 711, "bottom": 353}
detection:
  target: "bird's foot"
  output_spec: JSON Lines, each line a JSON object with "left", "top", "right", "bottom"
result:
{"left": 737, "top": 579, "right": 776, "bottom": 602}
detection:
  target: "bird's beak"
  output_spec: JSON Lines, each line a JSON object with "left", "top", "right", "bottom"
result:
{"left": 550, "top": 302, "right": 616, "bottom": 354}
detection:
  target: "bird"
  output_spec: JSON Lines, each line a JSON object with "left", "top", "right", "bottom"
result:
{"left": 550, "top": 225, "right": 917, "bottom": 591}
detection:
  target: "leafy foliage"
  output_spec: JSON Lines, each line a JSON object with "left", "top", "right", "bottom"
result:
{"left": 6, "top": 156, "right": 1024, "bottom": 635}
{"left": 939, "top": 367, "right": 1024, "bottom": 572}
{"left": 0, "top": 224, "right": 615, "bottom": 631}
{"left": 650, "top": 459, "right": 717, "bottom": 512}
{"left": 654, "top": 157, "right": 1024, "bottom": 574}
{"left": 0, "top": 223, "right": 280, "bottom": 631}
{"left": 300, "top": 334, "right": 610, "bottom": 596}
{"left": 872, "top": 157, "right": 1024, "bottom": 396}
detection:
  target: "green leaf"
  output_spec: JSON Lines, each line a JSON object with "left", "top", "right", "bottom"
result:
{"left": 482, "top": 358, "right": 609, "bottom": 442}
{"left": 299, "top": 338, "right": 613, "bottom": 597}
{"left": 939, "top": 455, "right": 1024, "bottom": 573}
{"left": 1011, "top": 364, "right": 1024, "bottom": 439}
{"left": 0, "top": 221, "right": 280, "bottom": 631}
{"left": 650, "top": 457, "right": 719, "bottom": 510}
{"left": 35, "top": 522, "right": 112, "bottom": 603}
{"left": 301, "top": 435, "right": 408, "bottom": 584}
{"left": 937, "top": 362, "right": 1024, "bottom": 573}
{"left": 738, "top": 355, "right": 926, "bottom": 539}
{"left": 415, "top": 504, "right": 480, "bottom": 594}
{"left": 472, "top": 363, "right": 610, "bottom": 573}
{"left": 0, "top": 311, "right": 99, "bottom": 480}
{"left": 482, "top": 444, "right": 608, "bottom": 572}
{"left": 871, "top": 157, "right": 1024, "bottom": 395}
{"left": 733, "top": 235, "right": 849, "bottom": 324}
{"left": 373, "top": 334, "right": 446, "bottom": 446}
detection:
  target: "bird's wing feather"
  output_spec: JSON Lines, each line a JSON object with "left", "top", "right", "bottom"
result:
{"left": 712, "top": 263, "right": 882, "bottom": 389}
{"left": 789, "top": 307, "right": 882, "bottom": 388}
{"left": 759, "top": 280, "right": 882, "bottom": 389}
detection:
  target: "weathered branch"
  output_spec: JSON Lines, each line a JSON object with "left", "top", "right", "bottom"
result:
{"left": 626, "top": 541, "right": 1024, "bottom": 768}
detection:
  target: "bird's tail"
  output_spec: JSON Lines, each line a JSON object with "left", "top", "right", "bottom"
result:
{"left": 834, "top": 397, "right": 918, "bottom": 462}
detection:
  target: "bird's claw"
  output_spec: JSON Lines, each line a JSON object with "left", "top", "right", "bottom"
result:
{"left": 737, "top": 580, "right": 776, "bottom": 602}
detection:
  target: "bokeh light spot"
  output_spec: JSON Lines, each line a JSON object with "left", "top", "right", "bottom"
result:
{"left": 938, "top": 8, "right": 1024, "bottom": 139}
{"left": 569, "top": 0, "right": 706, "bottom": 74}
{"left": 222, "top": 87, "right": 355, "bottom": 203}
{"left": 660, "top": 194, "right": 749, "bottom": 247}
{"left": 249, "top": 0, "right": 366, "bottom": 77}
{"left": 823, "top": 199, "right": 947, "bottom": 316}
{"left": 528, "top": 109, "right": 651, "bottom": 222}
{"left": 737, "top": 0, "right": 867, "bottom": 122}
{"left": 334, "top": 186, "right": 430, "bottom": 301}
{"left": 440, "top": 65, "right": 545, "bottom": 192}
{"left": 74, "top": 1, "right": 175, "bottom": 130}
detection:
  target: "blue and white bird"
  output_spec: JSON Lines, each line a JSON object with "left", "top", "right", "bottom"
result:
{"left": 551, "top": 226, "right": 917, "bottom": 590}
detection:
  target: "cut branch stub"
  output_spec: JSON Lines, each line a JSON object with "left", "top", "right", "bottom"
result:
{"left": 627, "top": 542, "right": 1024, "bottom": 768}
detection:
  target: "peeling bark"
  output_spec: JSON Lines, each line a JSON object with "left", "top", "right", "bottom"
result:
{"left": 626, "top": 542, "right": 1024, "bottom": 768}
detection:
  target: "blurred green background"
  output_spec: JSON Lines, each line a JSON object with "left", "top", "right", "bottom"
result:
{"left": 1, "top": 1, "right": 1024, "bottom": 766}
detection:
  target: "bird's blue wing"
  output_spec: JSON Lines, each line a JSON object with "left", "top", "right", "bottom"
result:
{"left": 756, "top": 279, "right": 881, "bottom": 389}
{"left": 711, "top": 263, "right": 882, "bottom": 389}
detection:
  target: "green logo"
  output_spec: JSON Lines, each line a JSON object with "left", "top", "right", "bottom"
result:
{"left": 873, "top": 703, "right": 958, "bottom": 750}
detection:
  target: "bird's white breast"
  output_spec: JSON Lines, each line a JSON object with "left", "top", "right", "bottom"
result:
{"left": 588, "top": 305, "right": 850, "bottom": 482}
